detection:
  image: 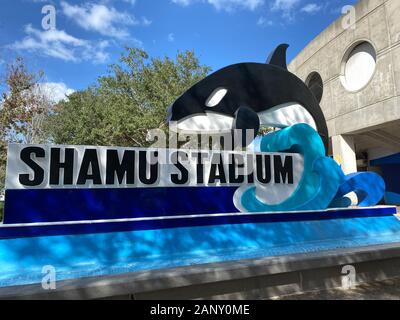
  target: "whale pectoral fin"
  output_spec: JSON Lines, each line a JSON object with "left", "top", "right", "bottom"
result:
{"left": 233, "top": 107, "right": 260, "bottom": 147}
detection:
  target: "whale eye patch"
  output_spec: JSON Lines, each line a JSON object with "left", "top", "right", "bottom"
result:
{"left": 205, "top": 88, "right": 228, "bottom": 107}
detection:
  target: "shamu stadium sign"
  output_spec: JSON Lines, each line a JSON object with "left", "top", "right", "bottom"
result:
{"left": 5, "top": 143, "right": 302, "bottom": 224}
{"left": 4, "top": 123, "right": 385, "bottom": 222}
{"left": 9, "top": 146, "right": 298, "bottom": 189}
{"left": 2, "top": 44, "right": 386, "bottom": 237}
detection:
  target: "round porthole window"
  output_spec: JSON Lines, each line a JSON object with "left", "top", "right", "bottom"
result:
{"left": 341, "top": 41, "right": 376, "bottom": 92}
{"left": 305, "top": 72, "right": 323, "bottom": 103}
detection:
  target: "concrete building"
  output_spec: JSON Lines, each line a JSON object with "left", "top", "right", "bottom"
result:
{"left": 289, "top": 0, "right": 400, "bottom": 204}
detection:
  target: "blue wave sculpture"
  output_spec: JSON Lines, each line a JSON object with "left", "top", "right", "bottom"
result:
{"left": 330, "top": 172, "right": 386, "bottom": 208}
{"left": 236, "top": 123, "right": 385, "bottom": 212}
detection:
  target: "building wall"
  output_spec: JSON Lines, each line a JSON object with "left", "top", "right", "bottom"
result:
{"left": 289, "top": 0, "right": 400, "bottom": 138}
{"left": 289, "top": 0, "right": 400, "bottom": 204}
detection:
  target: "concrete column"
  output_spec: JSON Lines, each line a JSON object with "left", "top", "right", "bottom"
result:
{"left": 332, "top": 135, "right": 357, "bottom": 174}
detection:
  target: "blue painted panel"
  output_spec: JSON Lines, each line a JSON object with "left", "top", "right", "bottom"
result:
{"left": 0, "top": 212, "right": 399, "bottom": 288}
{"left": 370, "top": 153, "right": 400, "bottom": 205}
{"left": 4, "top": 187, "right": 239, "bottom": 224}
{"left": 370, "top": 153, "right": 400, "bottom": 166}
{"left": 385, "top": 192, "right": 400, "bottom": 205}
{"left": 0, "top": 206, "right": 395, "bottom": 239}
{"left": 381, "top": 165, "right": 400, "bottom": 192}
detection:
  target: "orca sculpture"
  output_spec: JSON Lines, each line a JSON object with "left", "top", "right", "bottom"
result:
{"left": 167, "top": 44, "right": 329, "bottom": 151}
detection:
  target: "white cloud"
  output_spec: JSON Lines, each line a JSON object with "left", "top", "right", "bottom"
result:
{"left": 121, "top": 0, "right": 136, "bottom": 5}
{"left": 172, "top": 0, "right": 264, "bottom": 11}
{"left": 172, "top": 0, "right": 192, "bottom": 5}
{"left": 61, "top": 1, "right": 139, "bottom": 39}
{"left": 9, "top": 24, "right": 110, "bottom": 64}
{"left": 142, "top": 17, "right": 152, "bottom": 26}
{"left": 38, "top": 82, "right": 75, "bottom": 103}
{"left": 271, "top": 0, "right": 300, "bottom": 11}
{"left": 270, "top": 0, "right": 325, "bottom": 21}
{"left": 257, "top": 16, "right": 273, "bottom": 27}
{"left": 173, "top": 0, "right": 323, "bottom": 18}
{"left": 301, "top": 3, "right": 322, "bottom": 14}
{"left": 167, "top": 33, "right": 175, "bottom": 42}
{"left": 209, "top": 0, "right": 263, "bottom": 11}
{"left": 271, "top": 0, "right": 300, "bottom": 20}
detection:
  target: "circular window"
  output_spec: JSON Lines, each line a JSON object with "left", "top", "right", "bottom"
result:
{"left": 341, "top": 41, "right": 376, "bottom": 92}
{"left": 306, "top": 72, "right": 323, "bottom": 103}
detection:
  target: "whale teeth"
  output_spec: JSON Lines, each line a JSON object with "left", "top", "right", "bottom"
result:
{"left": 258, "top": 102, "right": 317, "bottom": 131}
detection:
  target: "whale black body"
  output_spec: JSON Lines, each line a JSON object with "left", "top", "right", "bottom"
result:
{"left": 167, "top": 44, "right": 329, "bottom": 151}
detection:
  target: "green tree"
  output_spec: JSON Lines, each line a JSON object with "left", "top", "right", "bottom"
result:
{"left": 46, "top": 48, "right": 211, "bottom": 147}
{"left": 0, "top": 57, "right": 53, "bottom": 190}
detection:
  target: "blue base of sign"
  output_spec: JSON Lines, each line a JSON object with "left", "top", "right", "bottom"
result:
{"left": 0, "top": 206, "right": 398, "bottom": 288}
{"left": 4, "top": 187, "right": 240, "bottom": 224}
{"left": 0, "top": 206, "right": 396, "bottom": 239}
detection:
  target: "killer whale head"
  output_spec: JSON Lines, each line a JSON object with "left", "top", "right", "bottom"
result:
{"left": 167, "top": 44, "right": 329, "bottom": 151}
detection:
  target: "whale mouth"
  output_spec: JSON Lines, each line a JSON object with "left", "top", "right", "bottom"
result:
{"left": 172, "top": 112, "right": 234, "bottom": 134}
{"left": 172, "top": 102, "right": 318, "bottom": 134}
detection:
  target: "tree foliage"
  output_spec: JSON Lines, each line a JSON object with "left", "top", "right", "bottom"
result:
{"left": 0, "top": 57, "right": 53, "bottom": 190}
{"left": 46, "top": 48, "right": 211, "bottom": 147}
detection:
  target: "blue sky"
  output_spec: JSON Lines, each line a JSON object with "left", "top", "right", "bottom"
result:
{"left": 0, "top": 0, "right": 357, "bottom": 99}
